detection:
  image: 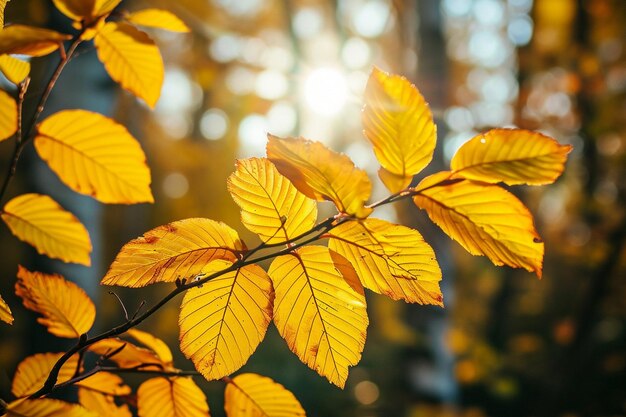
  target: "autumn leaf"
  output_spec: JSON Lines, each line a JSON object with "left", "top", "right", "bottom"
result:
{"left": 1, "top": 194, "right": 92, "bottom": 265}
{"left": 52, "top": 0, "right": 94, "bottom": 21}
{"left": 15, "top": 266, "right": 96, "bottom": 338}
{"left": 450, "top": 128, "right": 573, "bottom": 185}
{"left": 34, "top": 109, "right": 153, "bottom": 204}
{"left": 224, "top": 373, "right": 305, "bottom": 417}
{"left": 127, "top": 329, "right": 173, "bottom": 366}
{"left": 227, "top": 157, "right": 317, "bottom": 244}
{"left": 94, "top": 22, "right": 164, "bottom": 108}
{"left": 75, "top": 372, "right": 131, "bottom": 396}
{"left": 0, "top": 88, "right": 17, "bottom": 141}
{"left": 101, "top": 218, "right": 244, "bottom": 287}
{"left": 92, "top": 0, "right": 122, "bottom": 17}
{"left": 267, "top": 135, "right": 372, "bottom": 218}
{"left": 268, "top": 246, "right": 368, "bottom": 388}
{"left": 179, "top": 261, "right": 273, "bottom": 381}
{"left": 126, "top": 9, "right": 190, "bottom": 32}
{"left": 11, "top": 352, "right": 79, "bottom": 397}
{"left": 0, "top": 25, "right": 71, "bottom": 56}
{"left": 413, "top": 172, "right": 544, "bottom": 277}
{"left": 88, "top": 338, "right": 163, "bottom": 369}
{"left": 4, "top": 399, "right": 96, "bottom": 417}
{"left": 328, "top": 218, "right": 443, "bottom": 306}
{"left": 0, "top": 293, "right": 12, "bottom": 324}
{"left": 1, "top": 0, "right": 9, "bottom": 28}
{"left": 52, "top": 0, "right": 121, "bottom": 22}
{"left": 362, "top": 67, "right": 437, "bottom": 192}
{"left": 137, "top": 377, "right": 210, "bottom": 417}
{"left": 0, "top": 54, "right": 30, "bottom": 84}
{"left": 78, "top": 389, "right": 132, "bottom": 417}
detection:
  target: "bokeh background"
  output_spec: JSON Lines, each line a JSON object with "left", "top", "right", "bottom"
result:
{"left": 1, "top": 0, "right": 625, "bottom": 416}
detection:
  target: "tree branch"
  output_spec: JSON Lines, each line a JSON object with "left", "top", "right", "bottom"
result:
{"left": 0, "top": 34, "right": 83, "bottom": 203}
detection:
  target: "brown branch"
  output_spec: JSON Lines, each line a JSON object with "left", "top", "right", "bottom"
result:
{"left": 0, "top": 34, "right": 83, "bottom": 204}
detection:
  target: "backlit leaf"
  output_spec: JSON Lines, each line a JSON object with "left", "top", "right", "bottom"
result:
{"left": 127, "top": 9, "right": 190, "bottom": 32}
{"left": 1, "top": 0, "right": 9, "bottom": 28}
{"left": 1, "top": 193, "right": 92, "bottom": 265}
{"left": 0, "top": 25, "right": 71, "bottom": 56}
{"left": 362, "top": 67, "right": 437, "bottom": 192}
{"left": 0, "top": 293, "right": 12, "bottom": 324}
{"left": 268, "top": 246, "right": 367, "bottom": 388}
{"left": 75, "top": 372, "right": 131, "bottom": 396}
{"left": 52, "top": 0, "right": 94, "bottom": 21}
{"left": 227, "top": 157, "right": 317, "bottom": 244}
{"left": 0, "top": 54, "right": 30, "bottom": 84}
{"left": 5, "top": 399, "right": 96, "bottom": 417}
{"left": 35, "top": 109, "right": 153, "bottom": 204}
{"left": 52, "top": 0, "right": 121, "bottom": 21}
{"left": 0, "top": 88, "right": 17, "bottom": 141}
{"left": 15, "top": 266, "right": 96, "bottom": 338}
{"left": 267, "top": 135, "right": 372, "bottom": 218}
{"left": 413, "top": 172, "right": 544, "bottom": 277}
{"left": 11, "top": 352, "right": 79, "bottom": 397}
{"left": 450, "top": 128, "right": 573, "bottom": 185}
{"left": 224, "top": 373, "right": 305, "bottom": 417}
{"left": 328, "top": 218, "right": 443, "bottom": 305}
{"left": 179, "top": 261, "right": 273, "bottom": 381}
{"left": 94, "top": 22, "right": 163, "bottom": 108}
{"left": 78, "top": 389, "right": 132, "bottom": 417}
{"left": 88, "top": 338, "right": 163, "bottom": 369}
{"left": 127, "top": 329, "right": 173, "bottom": 366}
{"left": 101, "top": 218, "right": 244, "bottom": 287}
{"left": 137, "top": 377, "right": 210, "bottom": 417}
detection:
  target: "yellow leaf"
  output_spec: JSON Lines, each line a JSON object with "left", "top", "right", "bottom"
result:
{"left": 15, "top": 266, "right": 96, "bottom": 338}
{"left": 101, "top": 218, "right": 244, "bottom": 287}
{"left": 51, "top": 0, "right": 120, "bottom": 21}
{"left": 413, "top": 171, "right": 544, "bottom": 277}
{"left": 92, "top": 0, "right": 121, "bottom": 18}
{"left": 362, "top": 67, "right": 437, "bottom": 193}
{"left": 224, "top": 373, "right": 305, "bottom": 417}
{"left": 0, "top": 88, "right": 17, "bottom": 141}
{"left": 94, "top": 22, "right": 163, "bottom": 108}
{"left": 52, "top": 0, "right": 94, "bottom": 21}
{"left": 179, "top": 261, "right": 273, "bottom": 380}
{"left": 268, "top": 246, "right": 367, "bottom": 388}
{"left": 34, "top": 109, "right": 153, "bottom": 204}
{"left": 126, "top": 9, "right": 190, "bottom": 32}
{"left": 78, "top": 389, "right": 132, "bottom": 417}
{"left": 1, "top": 0, "right": 10, "bottom": 28}
{"left": 227, "top": 157, "right": 317, "bottom": 244}
{"left": 450, "top": 128, "right": 573, "bottom": 185}
{"left": 137, "top": 377, "right": 210, "bottom": 417}
{"left": 1, "top": 194, "right": 92, "bottom": 265}
{"left": 127, "top": 329, "right": 173, "bottom": 366}
{"left": 328, "top": 218, "right": 443, "bottom": 306}
{"left": 5, "top": 399, "right": 96, "bottom": 417}
{"left": 11, "top": 352, "right": 79, "bottom": 397}
{"left": 0, "top": 54, "right": 30, "bottom": 84}
{"left": 267, "top": 135, "right": 372, "bottom": 218}
{"left": 0, "top": 25, "right": 71, "bottom": 56}
{"left": 88, "top": 338, "right": 163, "bottom": 369}
{"left": 0, "top": 293, "right": 12, "bottom": 324}
{"left": 75, "top": 372, "right": 131, "bottom": 396}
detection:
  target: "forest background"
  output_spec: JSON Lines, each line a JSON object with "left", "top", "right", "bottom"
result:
{"left": 0, "top": 0, "right": 624, "bottom": 416}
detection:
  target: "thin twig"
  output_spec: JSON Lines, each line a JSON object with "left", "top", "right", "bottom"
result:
{"left": 0, "top": 33, "right": 83, "bottom": 203}
{"left": 109, "top": 291, "right": 129, "bottom": 321}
